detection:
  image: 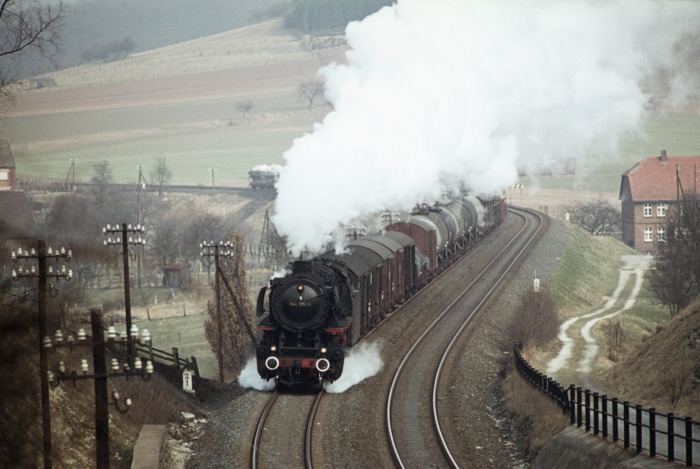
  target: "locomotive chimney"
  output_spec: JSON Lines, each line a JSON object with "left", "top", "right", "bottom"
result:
{"left": 660, "top": 149, "right": 668, "bottom": 162}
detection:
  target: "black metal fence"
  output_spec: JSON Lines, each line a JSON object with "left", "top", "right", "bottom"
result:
{"left": 513, "top": 342, "right": 699, "bottom": 466}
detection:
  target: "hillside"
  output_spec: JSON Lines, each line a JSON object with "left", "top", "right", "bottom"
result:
{"left": 3, "top": 19, "right": 347, "bottom": 186}
{"left": 601, "top": 299, "right": 700, "bottom": 417}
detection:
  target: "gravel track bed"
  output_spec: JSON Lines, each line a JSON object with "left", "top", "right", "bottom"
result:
{"left": 185, "top": 212, "right": 570, "bottom": 468}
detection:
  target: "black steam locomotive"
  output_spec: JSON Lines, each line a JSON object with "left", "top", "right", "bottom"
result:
{"left": 255, "top": 194, "right": 505, "bottom": 388}
{"left": 256, "top": 259, "right": 353, "bottom": 387}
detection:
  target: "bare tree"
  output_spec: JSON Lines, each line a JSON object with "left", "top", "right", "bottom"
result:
{"left": 234, "top": 100, "right": 253, "bottom": 122}
{"left": 204, "top": 233, "right": 255, "bottom": 378}
{"left": 649, "top": 193, "right": 700, "bottom": 316}
{"left": 181, "top": 212, "right": 226, "bottom": 283}
{"left": 149, "top": 153, "right": 172, "bottom": 197}
{"left": 659, "top": 361, "right": 695, "bottom": 407}
{"left": 0, "top": 1, "right": 64, "bottom": 95}
{"left": 508, "top": 289, "right": 560, "bottom": 349}
{"left": 563, "top": 200, "right": 621, "bottom": 235}
{"left": 602, "top": 319, "right": 626, "bottom": 361}
{"left": 296, "top": 79, "right": 324, "bottom": 110}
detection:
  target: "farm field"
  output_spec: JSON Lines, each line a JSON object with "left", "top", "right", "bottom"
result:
{"left": 2, "top": 20, "right": 345, "bottom": 187}
{"left": 3, "top": 20, "right": 700, "bottom": 192}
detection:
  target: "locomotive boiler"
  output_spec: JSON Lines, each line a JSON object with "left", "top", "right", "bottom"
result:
{"left": 256, "top": 258, "right": 353, "bottom": 387}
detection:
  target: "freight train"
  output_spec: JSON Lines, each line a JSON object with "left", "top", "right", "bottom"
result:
{"left": 255, "top": 193, "right": 506, "bottom": 388}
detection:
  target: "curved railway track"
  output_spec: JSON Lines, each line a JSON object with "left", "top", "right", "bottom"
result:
{"left": 251, "top": 390, "right": 324, "bottom": 469}
{"left": 386, "top": 207, "right": 544, "bottom": 468}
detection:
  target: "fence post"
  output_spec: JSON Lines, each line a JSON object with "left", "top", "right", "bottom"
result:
{"left": 667, "top": 412, "right": 674, "bottom": 463}
{"left": 612, "top": 397, "right": 619, "bottom": 442}
{"left": 585, "top": 390, "right": 591, "bottom": 432}
{"left": 576, "top": 387, "right": 583, "bottom": 428}
{"left": 569, "top": 385, "right": 576, "bottom": 424}
{"left": 602, "top": 395, "right": 608, "bottom": 439}
{"left": 190, "top": 356, "right": 200, "bottom": 377}
{"left": 685, "top": 417, "right": 692, "bottom": 467}
{"left": 623, "top": 401, "right": 630, "bottom": 448}
{"left": 635, "top": 405, "right": 642, "bottom": 453}
{"left": 593, "top": 393, "right": 599, "bottom": 436}
{"left": 172, "top": 347, "right": 180, "bottom": 372}
{"left": 649, "top": 408, "right": 656, "bottom": 458}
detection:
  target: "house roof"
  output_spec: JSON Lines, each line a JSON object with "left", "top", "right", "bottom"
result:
{"left": 620, "top": 154, "right": 700, "bottom": 202}
{"left": 0, "top": 139, "right": 14, "bottom": 169}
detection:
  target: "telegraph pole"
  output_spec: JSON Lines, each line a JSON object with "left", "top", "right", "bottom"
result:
{"left": 200, "top": 241, "right": 232, "bottom": 382}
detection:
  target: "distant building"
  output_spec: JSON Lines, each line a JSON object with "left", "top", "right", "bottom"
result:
{"left": 28, "top": 77, "right": 56, "bottom": 89}
{"left": 163, "top": 263, "right": 191, "bottom": 289}
{"left": 0, "top": 139, "right": 16, "bottom": 191}
{"left": 619, "top": 151, "right": 700, "bottom": 253}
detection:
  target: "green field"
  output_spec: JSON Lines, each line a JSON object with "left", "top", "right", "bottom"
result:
{"left": 522, "top": 112, "right": 700, "bottom": 193}
{"left": 4, "top": 93, "right": 316, "bottom": 186}
{"left": 6, "top": 108, "right": 700, "bottom": 191}
{"left": 133, "top": 313, "right": 219, "bottom": 380}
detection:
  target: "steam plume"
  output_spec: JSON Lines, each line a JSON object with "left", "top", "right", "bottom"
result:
{"left": 273, "top": 0, "right": 700, "bottom": 253}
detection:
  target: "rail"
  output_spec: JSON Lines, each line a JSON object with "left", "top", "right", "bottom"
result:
{"left": 513, "top": 341, "right": 699, "bottom": 466}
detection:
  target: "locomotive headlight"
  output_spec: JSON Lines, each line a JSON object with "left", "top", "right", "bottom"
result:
{"left": 297, "top": 284, "right": 304, "bottom": 292}
{"left": 270, "top": 345, "right": 277, "bottom": 352}
{"left": 321, "top": 347, "right": 327, "bottom": 354}
{"left": 316, "top": 358, "right": 330, "bottom": 373}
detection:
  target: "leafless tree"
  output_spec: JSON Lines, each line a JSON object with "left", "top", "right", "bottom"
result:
{"left": 149, "top": 153, "right": 172, "bottom": 197}
{"left": 602, "top": 319, "right": 626, "bottom": 361}
{"left": 649, "top": 193, "right": 700, "bottom": 316}
{"left": 181, "top": 212, "right": 226, "bottom": 283}
{"left": 204, "top": 233, "right": 255, "bottom": 378}
{"left": 0, "top": 0, "right": 64, "bottom": 96}
{"left": 659, "top": 361, "right": 695, "bottom": 407}
{"left": 296, "top": 79, "right": 324, "bottom": 110}
{"left": 563, "top": 200, "right": 621, "bottom": 235}
{"left": 235, "top": 100, "right": 253, "bottom": 122}
{"left": 508, "top": 289, "right": 560, "bottom": 349}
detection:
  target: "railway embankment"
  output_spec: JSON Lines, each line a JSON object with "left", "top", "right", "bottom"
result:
{"left": 533, "top": 427, "right": 680, "bottom": 469}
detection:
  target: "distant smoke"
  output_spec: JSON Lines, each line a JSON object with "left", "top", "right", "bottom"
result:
{"left": 273, "top": 0, "right": 700, "bottom": 253}
{"left": 238, "top": 357, "right": 275, "bottom": 391}
{"left": 324, "top": 341, "right": 383, "bottom": 393}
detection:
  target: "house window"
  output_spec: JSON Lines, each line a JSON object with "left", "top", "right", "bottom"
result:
{"left": 657, "top": 226, "right": 666, "bottom": 242}
{"left": 644, "top": 227, "right": 653, "bottom": 242}
{"left": 657, "top": 203, "right": 668, "bottom": 217}
{"left": 643, "top": 203, "right": 652, "bottom": 217}
{"left": 0, "top": 170, "right": 8, "bottom": 181}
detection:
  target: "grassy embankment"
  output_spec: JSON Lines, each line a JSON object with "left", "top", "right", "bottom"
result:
{"left": 502, "top": 222, "right": 671, "bottom": 459}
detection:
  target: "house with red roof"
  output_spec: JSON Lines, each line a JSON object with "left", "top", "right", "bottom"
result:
{"left": 0, "top": 139, "right": 15, "bottom": 191}
{"left": 619, "top": 151, "right": 700, "bottom": 253}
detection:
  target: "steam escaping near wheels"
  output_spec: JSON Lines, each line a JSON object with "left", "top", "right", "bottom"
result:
{"left": 238, "top": 342, "right": 384, "bottom": 393}
{"left": 239, "top": 357, "right": 276, "bottom": 391}
{"left": 324, "top": 342, "right": 384, "bottom": 394}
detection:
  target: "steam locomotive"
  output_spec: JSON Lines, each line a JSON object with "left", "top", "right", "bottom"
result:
{"left": 255, "top": 194, "right": 505, "bottom": 388}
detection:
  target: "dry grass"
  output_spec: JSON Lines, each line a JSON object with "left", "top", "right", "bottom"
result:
{"left": 599, "top": 298, "right": 700, "bottom": 417}
{"left": 501, "top": 361, "right": 570, "bottom": 462}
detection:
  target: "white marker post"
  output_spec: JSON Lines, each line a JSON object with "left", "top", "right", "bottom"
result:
{"left": 183, "top": 369, "right": 195, "bottom": 394}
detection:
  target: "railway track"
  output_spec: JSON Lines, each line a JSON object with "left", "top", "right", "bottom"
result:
{"left": 386, "top": 207, "right": 544, "bottom": 468}
{"left": 251, "top": 389, "right": 324, "bottom": 469}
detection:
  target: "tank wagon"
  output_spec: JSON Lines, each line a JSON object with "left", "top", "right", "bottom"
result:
{"left": 256, "top": 194, "right": 505, "bottom": 388}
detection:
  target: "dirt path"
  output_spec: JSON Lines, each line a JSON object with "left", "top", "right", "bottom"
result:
{"left": 545, "top": 255, "right": 652, "bottom": 389}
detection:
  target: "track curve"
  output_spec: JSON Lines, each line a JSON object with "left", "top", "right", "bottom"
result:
{"left": 387, "top": 207, "right": 544, "bottom": 468}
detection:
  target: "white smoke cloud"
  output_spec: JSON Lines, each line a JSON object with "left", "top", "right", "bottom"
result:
{"left": 238, "top": 357, "right": 275, "bottom": 391}
{"left": 273, "top": 0, "right": 700, "bottom": 253}
{"left": 324, "top": 341, "right": 384, "bottom": 393}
